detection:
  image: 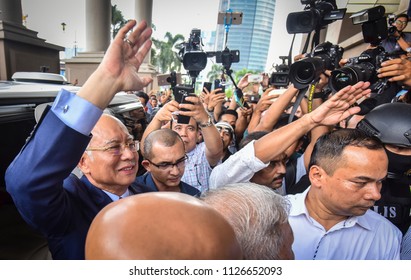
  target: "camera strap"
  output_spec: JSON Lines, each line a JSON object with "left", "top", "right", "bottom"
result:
{"left": 288, "top": 87, "right": 308, "bottom": 124}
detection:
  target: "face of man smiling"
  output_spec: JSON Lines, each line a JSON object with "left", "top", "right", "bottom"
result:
{"left": 79, "top": 115, "right": 139, "bottom": 196}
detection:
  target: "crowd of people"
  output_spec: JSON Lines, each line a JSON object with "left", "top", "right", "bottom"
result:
{"left": 4, "top": 15, "right": 411, "bottom": 260}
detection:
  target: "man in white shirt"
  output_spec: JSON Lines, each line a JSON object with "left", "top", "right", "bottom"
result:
{"left": 287, "top": 129, "right": 402, "bottom": 260}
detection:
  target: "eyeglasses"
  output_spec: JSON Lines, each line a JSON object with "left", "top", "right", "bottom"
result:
{"left": 395, "top": 20, "right": 408, "bottom": 26}
{"left": 86, "top": 140, "right": 139, "bottom": 156}
{"left": 147, "top": 155, "right": 188, "bottom": 170}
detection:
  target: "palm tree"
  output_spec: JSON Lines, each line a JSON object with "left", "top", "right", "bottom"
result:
{"left": 206, "top": 64, "right": 224, "bottom": 83}
{"left": 111, "top": 5, "right": 126, "bottom": 39}
{"left": 151, "top": 32, "right": 185, "bottom": 73}
{"left": 234, "top": 68, "right": 259, "bottom": 83}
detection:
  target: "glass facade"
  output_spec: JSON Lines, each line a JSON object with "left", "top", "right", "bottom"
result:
{"left": 216, "top": 0, "right": 276, "bottom": 72}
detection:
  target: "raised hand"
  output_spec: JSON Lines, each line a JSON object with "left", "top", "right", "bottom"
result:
{"left": 309, "top": 81, "right": 371, "bottom": 126}
{"left": 78, "top": 20, "right": 153, "bottom": 109}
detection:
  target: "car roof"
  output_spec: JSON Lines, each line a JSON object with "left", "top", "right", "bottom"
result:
{"left": 0, "top": 76, "right": 143, "bottom": 124}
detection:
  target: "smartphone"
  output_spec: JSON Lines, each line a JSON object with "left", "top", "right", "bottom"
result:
{"left": 234, "top": 88, "right": 249, "bottom": 109}
{"left": 203, "top": 82, "right": 212, "bottom": 93}
{"left": 248, "top": 74, "right": 263, "bottom": 84}
{"left": 173, "top": 85, "right": 195, "bottom": 124}
{"left": 214, "top": 79, "right": 225, "bottom": 94}
{"left": 217, "top": 11, "right": 243, "bottom": 25}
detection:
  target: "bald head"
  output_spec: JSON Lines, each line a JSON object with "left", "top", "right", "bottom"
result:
{"left": 85, "top": 192, "right": 242, "bottom": 260}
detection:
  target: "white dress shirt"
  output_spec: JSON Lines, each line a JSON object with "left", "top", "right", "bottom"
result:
{"left": 287, "top": 188, "right": 402, "bottom": 260}
{"left": 209, "top": 140, "right": 269, "bottom": 189}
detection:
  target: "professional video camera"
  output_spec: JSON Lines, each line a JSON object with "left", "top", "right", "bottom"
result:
{"left": 270, "top": 56, "right": 290, "bottom": 88}
{"left": 329, "top": 46, "right": 396, "bottom": 93}
{"left": 286, "top": 0, "right": 346, "bottom": 34}
{"left": 178, "top": 28, "right": 208, "bottom": 79}
{"left": 289, "top": 41, "right": 344, "bottom": 89}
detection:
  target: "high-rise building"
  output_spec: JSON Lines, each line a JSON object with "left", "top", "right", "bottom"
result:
{"left": 216, "top": 0, "right": 276, "bottom": 72}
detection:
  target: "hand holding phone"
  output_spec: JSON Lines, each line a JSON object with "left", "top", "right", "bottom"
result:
{"left": 248, "top": 74, "right": 263, "bottom": 84}
{"left": 173, "top": 86, "right": 195, "bottom": 124}
{"left": 214, "top": 79, "right": 225, "bottom": 94}
{"left": 203, "top": 82, "right": 212, "bottom": 93}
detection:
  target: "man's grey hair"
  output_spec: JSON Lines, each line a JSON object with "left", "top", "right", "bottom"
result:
{"left": 200, "top": 182, "right": 290, "bottom": 259}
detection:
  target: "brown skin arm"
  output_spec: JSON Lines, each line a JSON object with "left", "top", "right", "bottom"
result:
{"left": 179, "top": 96, "right": 223, "bottom": 166}
{"left": 254, "top": 85, "right": 299, "bottom": 132}
{"left": 254, "top": 82, "right": 371, "bottom": 164}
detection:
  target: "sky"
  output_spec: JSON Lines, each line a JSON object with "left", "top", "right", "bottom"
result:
{"left": 20, "top": 0, "right": 304, "bottom": 72}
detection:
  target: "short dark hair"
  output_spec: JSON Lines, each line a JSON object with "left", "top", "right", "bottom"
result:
{"left": 135, "top": 91, "right": 149, "bottom": 105}
{"left": 309, "top": 128, "right": 384, "bottom": 175}
{"left": 143, "top": 129, "right": 183, "bottom": 160}
{"left": 395, "top": 13, "right": 409, "bottom": 21}
{"left": 220, "top": 109, "right": 238, "bottom": 120}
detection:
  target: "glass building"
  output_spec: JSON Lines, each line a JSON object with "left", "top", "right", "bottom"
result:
{"left": 216, "top": 0, "right": 276, "bottom": 72}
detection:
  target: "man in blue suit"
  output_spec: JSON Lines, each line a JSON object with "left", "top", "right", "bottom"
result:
{"left": 135, "top": 129, "right": 200, "bottom": 197}
{"left": 5, "top": 20, "right": 153, "bottom": 260}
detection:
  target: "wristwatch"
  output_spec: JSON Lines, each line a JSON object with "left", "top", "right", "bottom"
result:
{"left": 406, "top": 47, "right": 411, "bottom": 53}
{"left": 199, "top": 116, "right": 213, "bottom": 128}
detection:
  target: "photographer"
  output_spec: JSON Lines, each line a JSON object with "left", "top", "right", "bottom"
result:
{"left": 380, "top": 14, "right": 411, "bottom": 54}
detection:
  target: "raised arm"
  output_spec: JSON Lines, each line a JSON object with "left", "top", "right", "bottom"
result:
{"left": 78, "top": 20, "right": 153, "bottom": 108}
{"left": 254, "top": 81, "right": 371, "bottom": 163}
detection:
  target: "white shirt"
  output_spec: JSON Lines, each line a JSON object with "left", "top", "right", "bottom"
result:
{"left": 208, "top": 140, "right": 269, "bottom": 189}
{"left": 287, "top": 188, "right": 402, "bottom": 260}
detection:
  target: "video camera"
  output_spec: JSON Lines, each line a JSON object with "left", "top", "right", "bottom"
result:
{"left": 286, "top": 0, "right": 346, "bottom": 34}
{"left": 289, "top": 41, "right": 344, "bottom": 89}
{"left": 178, "top": 28, "right": 208, "bottom": 78}
{"left": 270, "top": 56, "right": 290, "bottom": 88}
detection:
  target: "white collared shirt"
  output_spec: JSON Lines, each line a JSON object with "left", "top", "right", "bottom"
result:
{"left": 287, "top": 188, "right": 402, "bottom": 260}
{"left": 102, "top": 189, "right": 131, "bottom": 202}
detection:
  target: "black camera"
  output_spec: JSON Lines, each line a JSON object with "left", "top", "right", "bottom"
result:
{"left": 215, "top": 48, "right": 240, "bottom": 70}
{"left": 178, "top": 28, "right": 208, "bottom": 75}
{"left": 289, "top": 41, "right": 344, "bottom": 89}
{"left": 270, "top": 56, "right": 290, "bottom": 88}
{"left": 350, "top": 5, "right": 388, "bottom": 46}
{"left": 387, "top": 14, "right": 397, "bottom": 35}
{"left": 286, "top": 0, "right": 346, "bottom": 34}
{"left": 329, "top": 46, "right": 395, "bottom": 92}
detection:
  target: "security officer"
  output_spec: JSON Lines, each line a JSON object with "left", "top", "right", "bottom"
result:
{"left": 357, "top": 102, "right": 411, "bottom": 234}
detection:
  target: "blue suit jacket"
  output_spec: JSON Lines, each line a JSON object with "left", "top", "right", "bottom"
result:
{"left": 134, "top": 172, "right": 200, "bottom": 197}
{"left": 5, "top": 110, "right": 143, "bottom": 260}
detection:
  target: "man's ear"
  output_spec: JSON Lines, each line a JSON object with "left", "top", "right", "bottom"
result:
{"left": 78, "top": 153, "right": 91, "bottom": 174}
{"left": 309, "top": 165, "right": 325, "bottom": 188}
{"left": 142, "top": 159, "right": 152, "bottom": 172}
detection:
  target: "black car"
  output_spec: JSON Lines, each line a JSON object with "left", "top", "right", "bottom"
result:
{"left": 0, "top": 73, "right": 143, "bottom": 259}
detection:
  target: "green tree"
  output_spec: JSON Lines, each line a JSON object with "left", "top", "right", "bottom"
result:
{"left": 151, "top": 32, "right": 185, "bottom": 73}
{"left": 234, "top": 68, "right": 259, "bottom": 83}
{"left": 111, "top": 5, "right": 127, "bottom": 39}
{"left": 206, "top": 64, "right": 224, "bottom": 82}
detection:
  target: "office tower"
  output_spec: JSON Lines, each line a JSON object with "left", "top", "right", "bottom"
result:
{"left": 216, "top": 0, "right": 276, "bottom": 72}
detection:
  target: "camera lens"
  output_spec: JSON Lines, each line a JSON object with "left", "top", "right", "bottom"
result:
{"left": 289, "top": 57, "right": 325, "bottom": 89}
{"left": 330, "top": 63, "right": 373, "bottom": 92}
